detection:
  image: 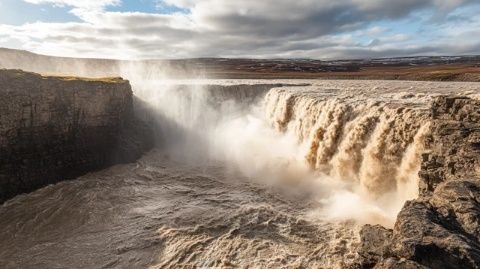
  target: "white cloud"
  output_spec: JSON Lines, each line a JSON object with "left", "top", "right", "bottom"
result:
{"left": 0, "top": 0, "right": 478, "bottom": 59}
{"left": 367, "top": 26, "right": 388, "bottom": 36}
{"left": 383, "top": 33, "right": 411, "bottom": 42}
{"left": 23, "top": 0, "right": 120, "bottom": 9}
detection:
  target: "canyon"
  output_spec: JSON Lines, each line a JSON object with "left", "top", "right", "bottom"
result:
{"left": 0, "top": 58, "right": 479, "bottom": 268}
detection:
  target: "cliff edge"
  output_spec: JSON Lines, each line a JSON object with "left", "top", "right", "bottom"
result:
{"left": 0, "top": 69, "right": 153, "bottom": 203}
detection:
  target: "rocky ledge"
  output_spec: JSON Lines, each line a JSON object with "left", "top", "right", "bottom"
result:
{"left": 354, "top": 96, "right": 480, "bottom": 269}
{"left": 0, "top": 69, "right": 153, "bottom": 203}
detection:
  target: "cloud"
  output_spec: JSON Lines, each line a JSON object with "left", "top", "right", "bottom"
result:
{"left": 367, "top": 26, "right": 388, "bottom": 35}
{"left": 23, "top": 0, "right": 120, "bottom": 9}
{"left": 0, "top": 0, "right": 478, "bottom": 59}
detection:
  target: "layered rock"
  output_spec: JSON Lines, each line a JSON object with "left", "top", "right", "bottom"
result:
{"left": 0, "top": 69, "right": 153, "bottom": 203}
{"left": 354, "top": 96, "right": 480, "bottom": 269}
{"left": 420, "top": 96, "right": 480, "bottom": 192}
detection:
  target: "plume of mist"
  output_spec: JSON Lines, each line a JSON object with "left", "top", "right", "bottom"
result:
{"left": 0, "top": 51, "right": 428, "bottom": 228}
{"left": 263, "top": 87, "right": 432, "bottom": 228}
{"left": 127, "top": 69, "right": 430, "bottom": 228}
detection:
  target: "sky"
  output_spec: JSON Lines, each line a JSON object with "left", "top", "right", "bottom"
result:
{"left": 0, "top": 0, "right": 479, "bottom": 60}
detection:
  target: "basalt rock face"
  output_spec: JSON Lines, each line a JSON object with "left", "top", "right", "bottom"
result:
{"left": 419, "top": 96, "right": 480, "bottom": 192}
{"left": 389, "top": 180, "right": 480, "bottom": 269}
{"left": 354, "top": 96, "right": 480, "bottom": 269}
{"left": 0, "top": 69, "right": 153, "bottom": 203}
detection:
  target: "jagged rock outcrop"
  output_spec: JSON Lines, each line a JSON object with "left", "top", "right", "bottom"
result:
{"left": 420, "top": 96, "right": 480, "bottom": 192}
{"left": 357, "top": 225, "right": 394, "bottom": 268}
{"left": 353, "top": 96, "right": 480, "bottom": 269}
{"left": 0, "top": 69, "right": 153, "bottom": 203}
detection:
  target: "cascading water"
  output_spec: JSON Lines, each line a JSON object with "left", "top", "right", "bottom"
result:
{"left": 133, "top": 80, "right": 433, "bottom": 227}
{"left": 264, "top": 87, "right": 432, "bottom": 226}
{"left": 3, "top": 78, "right": 480, "bottom": 268}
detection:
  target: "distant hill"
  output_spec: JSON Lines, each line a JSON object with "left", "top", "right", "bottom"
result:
{"left": 1, "top": 48, "right": 480, "bottom": 81}
{"left": 0, "top": 47, "right": 121, "bottom": 77}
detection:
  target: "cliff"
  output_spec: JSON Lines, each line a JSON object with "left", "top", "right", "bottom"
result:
{"left": 0, "top": 69, "right": 153, "bottom": 203}
{"left": 354, "top": 96, "right": 480, "bottom": 269}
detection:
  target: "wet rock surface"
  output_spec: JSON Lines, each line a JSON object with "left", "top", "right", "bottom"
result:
{"left": 388, "top": 180, "right": 480, "bottom": 269}
{"left": 356, "top": 225, "right": 393, "bottom": 268}
{"left": 354, "top": 96, "right": 480, "bottom": 269}
{"left": 0, "top": 69, "right": 153, "bottom": 203}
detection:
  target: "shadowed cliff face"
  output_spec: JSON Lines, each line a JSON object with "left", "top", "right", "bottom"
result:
{"left": 0, "top": 69, "right": 153, "bottom": 202}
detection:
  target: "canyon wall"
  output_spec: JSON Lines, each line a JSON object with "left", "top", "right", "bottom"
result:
{"left": 0, "top": 69, "right": 153, "bottom": 203}
{"left": 420, "top": 96, "right": 480, "bottom": 192}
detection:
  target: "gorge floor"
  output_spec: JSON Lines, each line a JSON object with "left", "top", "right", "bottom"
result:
{"left": 0, "top": 149, "right": 360, "bottom": 269}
